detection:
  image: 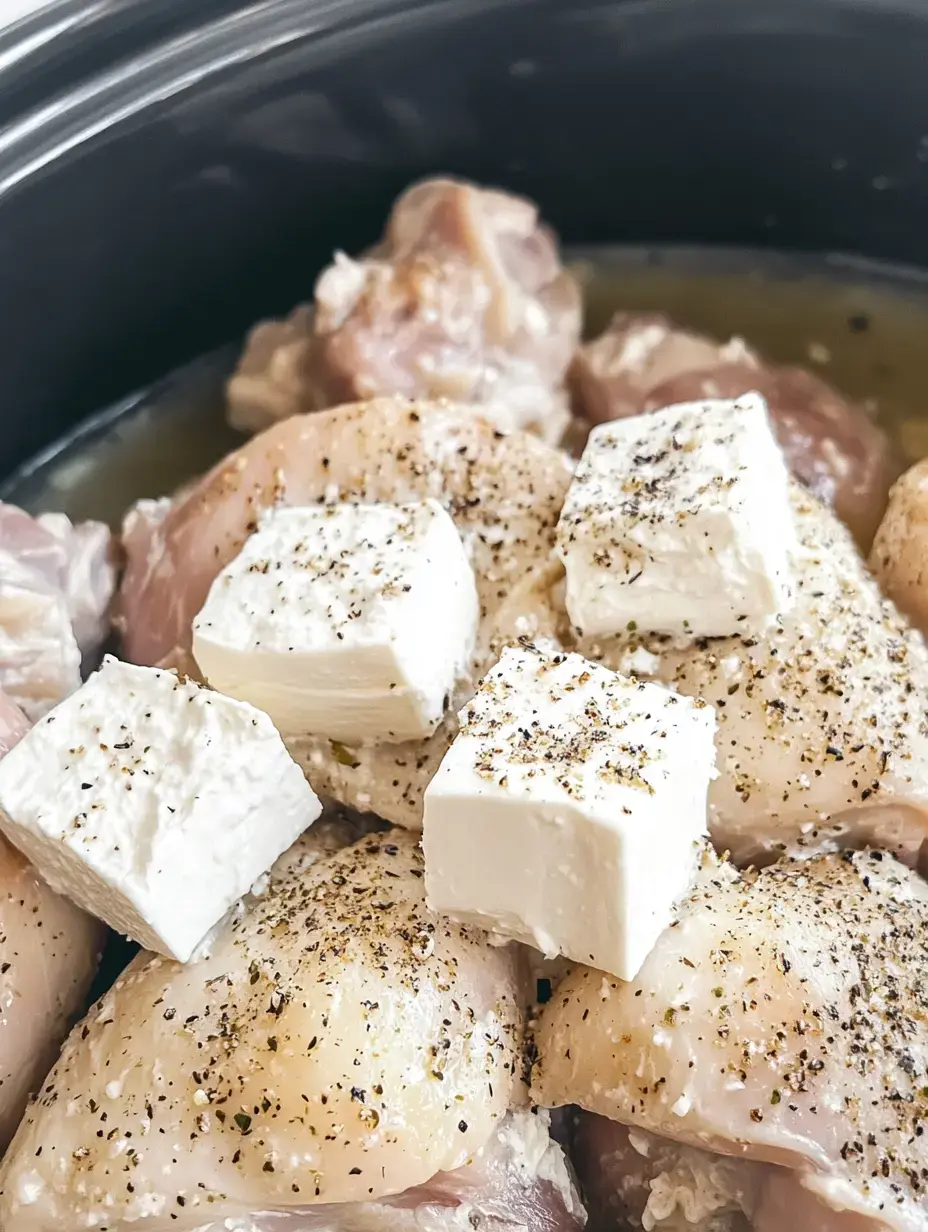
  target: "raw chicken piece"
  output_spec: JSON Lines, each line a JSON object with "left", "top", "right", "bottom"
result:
{"left": 35, "top": 513, "right": 116, "bottom": 655}
{"left": 585, "top": 485, "right": 928, "bottom": 866}
{"left": 0, "top": 836, "right": 104, "bottom": 1153}
{"left": 0, "top": 688, "right": 28, "bottom": 758}
{"left": 570, "top": 314, "right": 896, "bottom": 545}
{"left": 126, "top": 1109, "right": 586, "bottom": 1232}
{"left": 533, "top": 849, "right": 928, "bottom": 1232}
{"left": 119, "top": 399, "right": 572, "bottom": 826}
{"left": 228, "top": 178, "right": 582, "bottom": 444}
{"left": 180, "top": 1109, "right": 586, "bottom": 1232}
{"left": 0, "top": 502, "right": 116, "bottom": 718}
{"left": 0, "top": 829, "right": 535, "bottom": 1230}
{"left": 121, "top": 400, "right": 570, "bottom": 668}
{"left": 870, "top": 458, "right": 928, "bottom": 635}
{"left": 0, "top": 692, "right": 104, "bottom": 1152}
{"left": 569, "top": 313, "right": 758, "bottom": 425}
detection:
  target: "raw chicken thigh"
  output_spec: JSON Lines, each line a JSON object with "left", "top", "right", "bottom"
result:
{"left": 0, "top": 829, "right": 585, "bottom": 1232}
{"left": 119, "top": 399, "right": 571, "bottom": 826}
{"left": 533, "top": 848, "right": 928, "bottom": 1232}
{"left": 120, "top": 400, "right": 570, "bottom": 670}
{"left": 571, "top": 1115, "right": 886, "bottom": 1232}
{"left": 570, "top": 313, "right": 896, "bottom": 545}
{"left": 227, "top": 178, "right": 582, "bottom": 444}
{"left": 0, "top": 691, "right": 104, "bottom": 1152}
{"left": 588, "top": 484, "right": 928, "bottom": 866}
{"left": 0, "top": 502, "right": 116, "bottom": 718}
{"left": 870, "top": 458, "right": 928, "bottom": 636}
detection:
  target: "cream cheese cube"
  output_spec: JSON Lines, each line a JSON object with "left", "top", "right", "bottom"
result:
{"left": 192, "top": 501, "right": 479, "bottom": 744}
{"left": 0, "top": 657, "right": 321, "bottom": 961}
{"left": 423, "top": 643, "right": 716, "bottom": 981}
{"left": 555, "top": 393, "right": 797, "bottom": 639}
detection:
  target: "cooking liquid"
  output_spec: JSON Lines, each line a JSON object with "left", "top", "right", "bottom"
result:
{"left": 5, "top": 246, "right": 928, "bottom": 519}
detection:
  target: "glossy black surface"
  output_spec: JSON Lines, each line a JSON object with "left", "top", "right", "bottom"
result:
{"left": 1, "top": 0, "right": 928, "bottom": 475}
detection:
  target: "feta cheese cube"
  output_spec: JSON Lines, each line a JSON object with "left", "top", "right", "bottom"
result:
{"left": 0, "top": 657, "right": 321, "bottom": 961}
{"left": 555, "top": 394, "right": 797, "bottom": 639}
{"left": 192, "top": 501, "right": 479, "bottom": 744}
{"left": 423, "top": 643, "right": 715, "bottom": 981}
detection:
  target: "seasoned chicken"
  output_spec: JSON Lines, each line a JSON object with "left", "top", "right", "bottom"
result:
{"left": 0, "top": 693, "right": 103, "bottom": 1152}
{"left": 570, "top": 314, "right": 896, "bottom": 545}
{"left": 0, "top": 502, "right": 116, "bottom": 718}
{"left": 119, "top": 399, "right": 571, "bottom": 826}
{"left": 228, "top": 178, "right": 582, "bottom": 444}
{"left": 870, "top": 458, "right": 928, "bottom": 635}
{"left": 0, "top": 829, "right": 543, "bottom": 1231}
{"left": 533, "top": 849, "right": 928, "bottom": 1232}
{"left": 585, "top": 485, "right": 928, "bottom": 866}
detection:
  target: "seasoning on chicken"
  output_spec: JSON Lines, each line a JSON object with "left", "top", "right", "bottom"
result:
{"left": 869, "top": 457, "right": 928, "bottom": 635}
{"left": 0, "top": 691, "right": 104, "bottom": 1153}
{"left": 586, "top": 483, "right": 928, "bottom": 867}
{"left": 533, "top": 848, "right": 928, "bottom": 1232}
{"left": 227, "top": 178, "right": 582, "bottom": 444}
{"left": 570, "top": 313, "right": 897, "bottom": 546}
{"left": 0, "top": 502, "right": 116, "bottom": 718}
{"left": 0, "top": 829, "right": 583, "bottom": 1232}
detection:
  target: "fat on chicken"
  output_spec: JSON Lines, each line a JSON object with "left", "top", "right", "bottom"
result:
{"left": 585, "top": 484, "right": 928, "bottom": 867}
{"left": 0, "top": 829, "right": 586, "bottom": 1232}
{"left": 227, "top": 178, "right": 582, "bottom": 445}
{"left": 0, "top": 691, "right": 104, "bottom": 1152}
{"left": 154, "top": 1109, "right": 587, "bottom": 1232}
{"left": 0, "top": 502, "right": 116, "bottom": 718}
{"left": 571, "top": 1114, "right": 889, "bottom": 1232}
{"left": 569, "top": 313, "right": 897, "bottom": 546}
{"left": 571, "top": 1114, "right": 757, "bottom": 1231}
{"left": 118, "top": 399, "right": 572, "bottom": 826}
{"left": 533, "top": 848, "right": 928, "bottom": 1232}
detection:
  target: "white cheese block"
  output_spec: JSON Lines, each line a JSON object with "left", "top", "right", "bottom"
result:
{"left": 192, "top": 500, "right": 479, "bottom": 744}
{"left": 423, "top": 642, "right": 716, "bottom": 981}
{"left": 0, "top": 657, "right": 321, "bottom": 961}
{"left": 555, "top": 393, "right": 798, "bottom": 639}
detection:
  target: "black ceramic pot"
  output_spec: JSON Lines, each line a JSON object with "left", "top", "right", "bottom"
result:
{"left": 1, "top": 0, "right": 927, "bottom": 477}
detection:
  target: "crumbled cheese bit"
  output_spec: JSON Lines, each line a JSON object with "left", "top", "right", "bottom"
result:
{"left": 0, "top": 657, "right": 321, "bottom": 961}
{"left": 192, "top": 500, "right": 479, "bottom": 744}
{"left": 423, "top": 641, "right": 716, "bottom": 980}
{"left": 555, "top": 394, "right": 798, "bottom": 639}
